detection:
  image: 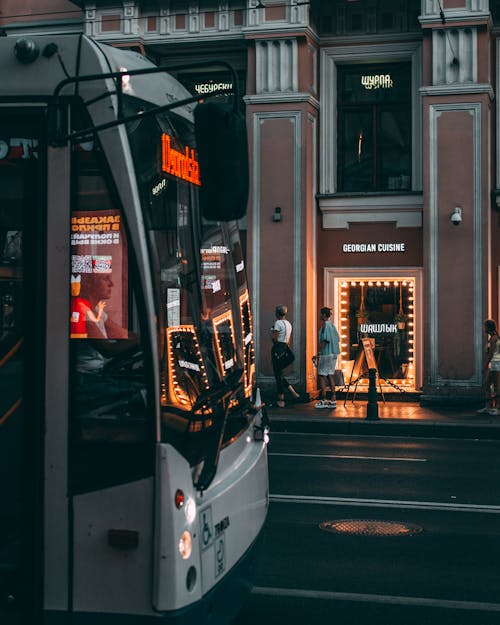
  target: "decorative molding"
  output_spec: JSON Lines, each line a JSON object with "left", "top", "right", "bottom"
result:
{"left": 122, "top": 2, "right": 138, "bottom": 36}
{"left": 432, "top": 28, "right": 477, "bottom": 85}
{"left": 320, "top": 41, "right": 423, "bottom": 196}
{"left": 428, "top": 102, "right": 483, "bottom": 387}
{"left": 420, "top": 83, "right": 493, "bottom": 98}
{"left": 245, "top": 92, "right": 319, "bottom": 107}
{"left": 255, "top": 39, "right": 298, "bottom": 94}
{"left": 89, "top": 4, "right": 246, "bottom": 43}
{"left": 86, "top": 1, "right": 311, "bottom": 43}
{"left": 318, "top": 194, "right": 423, "bottom": 230}
{"left": 420, "top": 0, "right": 489, "bottom": 24}
{"left": 244, "top": 0, "right": 309, "bottom": 31}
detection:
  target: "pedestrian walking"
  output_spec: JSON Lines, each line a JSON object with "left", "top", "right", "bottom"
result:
{"left": 271, "top": 305, "right": 300, "bottom": 407}
{"left": 314, "top": 306, "right": 340, "bottom": 409}
{"left": 478, "top": 319, "right": 500, "bottom": 415}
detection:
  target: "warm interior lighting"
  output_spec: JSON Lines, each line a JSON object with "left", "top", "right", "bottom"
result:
{"left": 337, "top": 276, "right": 417, "bottom": 392}
{"left": 240, "top": 291, "right": 256, "bottom": 396}
{"left": 213, "top": 310, "right": 236, "bottom": 377}
{"left": 166, "top": 325, "right": 209, "bottom": 408}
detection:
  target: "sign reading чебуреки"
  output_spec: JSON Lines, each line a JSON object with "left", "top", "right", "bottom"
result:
{"left": 342, "top": 243, "right": 406, "bottom": 253}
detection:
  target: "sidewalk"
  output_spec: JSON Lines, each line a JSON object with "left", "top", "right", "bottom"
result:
{"left": 265, "top": 396, "right": 500, "bottom": 439}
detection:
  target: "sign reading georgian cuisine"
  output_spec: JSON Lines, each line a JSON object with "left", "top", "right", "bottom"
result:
{"left": 342, "top": 242, "right": 406, "bottom": 253}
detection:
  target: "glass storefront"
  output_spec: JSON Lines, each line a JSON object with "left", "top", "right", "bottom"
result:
{"left": 333, "top": 274, "right": 419, "bottom": 392}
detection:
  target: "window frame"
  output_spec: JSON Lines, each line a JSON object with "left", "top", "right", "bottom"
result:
{"left": 0, "top": 108, "right": 47, "bottom": 621}
{"left": 319, "top": 42, "right": 422, "bottom": 196}
{"left": 68, "top": 123, "right": 156, "bottom": 494}
{"left": 337, "top": 62, "right": 412, "bottom": 193}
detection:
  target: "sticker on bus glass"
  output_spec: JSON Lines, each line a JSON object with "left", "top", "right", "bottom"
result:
{"left": 70, "top": 209, "right": 128, "bottom": 340}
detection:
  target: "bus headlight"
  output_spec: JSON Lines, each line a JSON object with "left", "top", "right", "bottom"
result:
{"left": 178, "top": 530, "right": 192, "bottom": 560}
{"left": 184, "top": 498, "right": 196, "bottom": 524}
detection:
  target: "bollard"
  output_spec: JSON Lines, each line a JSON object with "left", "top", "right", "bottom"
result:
{"left": 366, "top": 368, "right": 379, "bottom": 420}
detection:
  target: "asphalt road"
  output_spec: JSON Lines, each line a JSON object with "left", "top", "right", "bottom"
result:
{"left": 234, "top": 432, "right": 500, "bottom": 625}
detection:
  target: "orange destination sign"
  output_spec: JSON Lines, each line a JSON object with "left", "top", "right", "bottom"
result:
{"left": 161, "top": 133, "right": 201, "bottom": 186}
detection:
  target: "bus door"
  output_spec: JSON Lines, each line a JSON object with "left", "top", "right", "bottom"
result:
{"left": 0, "top": 112, "right": 45, "bottom": 623}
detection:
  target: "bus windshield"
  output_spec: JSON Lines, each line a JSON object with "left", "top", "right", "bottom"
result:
{"left": 124, "top": 96, "right": 254, "bottom": 461}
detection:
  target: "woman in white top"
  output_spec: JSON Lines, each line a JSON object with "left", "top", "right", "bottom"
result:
{"left": 271, "top": 305, "right": 300, "bottom": 408}
{"left": 478, "top": 319, "right": 500, "bottom": 415}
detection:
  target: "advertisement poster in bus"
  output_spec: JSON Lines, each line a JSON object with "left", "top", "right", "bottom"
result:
{"left": 70, "top": 208, "right": 128, "bottom": 339}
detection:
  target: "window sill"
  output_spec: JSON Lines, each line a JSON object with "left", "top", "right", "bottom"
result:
{"left": 318, "top": 192, "right": 423, "bottom": 230}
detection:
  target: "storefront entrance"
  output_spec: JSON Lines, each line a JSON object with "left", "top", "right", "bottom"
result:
{"left": 325, "top": 268, "right": 422, "bottom": 393}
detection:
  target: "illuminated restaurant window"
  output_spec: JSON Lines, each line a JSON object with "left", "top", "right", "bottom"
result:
{"left": 337, "top": 63, "right": 411, "bottom": 192}
{"left": 337, "top": 278, "right": 416, "bottom": 391}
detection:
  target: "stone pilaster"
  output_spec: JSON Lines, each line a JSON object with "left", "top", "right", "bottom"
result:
{"left": 420, "top": 0, "right": 492, "bottom": 402}
{"left": 245, "top": 27, "right": 318, "bottom": 395}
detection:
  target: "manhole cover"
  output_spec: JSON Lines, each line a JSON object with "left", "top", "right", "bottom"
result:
{"left": 319, "top": 519, "right": 422, "bottom": 537}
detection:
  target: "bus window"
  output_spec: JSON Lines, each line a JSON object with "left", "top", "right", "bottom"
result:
{"left": 0, "top": 112, "right": 43, "bottom": 623}
{"left": 69, "top": 136, "right": 151, "bottom": 489}
{"left": 200, "top": 233, "right": 237, "bottom": 378}
{"left": 124, "top": 109, "right": 211, "bottom": 409}
{"left": 124, "top": 100, "right": 251, "bottom": 464}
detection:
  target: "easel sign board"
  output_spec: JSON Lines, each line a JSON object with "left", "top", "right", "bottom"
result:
{"left": 361, "top": 337, "right": 377, "bottom": 370}
{"left": 349, "top": 338, "right": 378, "bottom": 383}
{"left": 349, "top": 345, "right": 365, "bottom": 384}
{"left": 345, "top": 337, "right": 384, "bottom": 405}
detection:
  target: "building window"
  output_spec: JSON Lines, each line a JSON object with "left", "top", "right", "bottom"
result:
{"left": 337, "top": 63, "right": 411, "bottom": 193}
{"left": 329, "top": 273, "right": 419, "bottom": 393}
{"left": 338, "top": 277, "right": 415, "bottom": 390}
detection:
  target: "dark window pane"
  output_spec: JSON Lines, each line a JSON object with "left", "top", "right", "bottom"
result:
{"left": 379, "top": 110, "right": 411, "bottom": 191}
{"left": 0, "top": 114, "right": 42, "bottom": 600}
{"left": 338, "top": 63, "right": 412, "bottom": 192}
{"left": 340, "top": 111, "right": 373, "bottom": 192}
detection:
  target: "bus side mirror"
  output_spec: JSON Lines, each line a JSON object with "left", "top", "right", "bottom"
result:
{"left": 194, "top": 101, "right": 249, "bottom": 222}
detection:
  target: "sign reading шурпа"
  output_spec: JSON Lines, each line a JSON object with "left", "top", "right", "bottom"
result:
{"left": 342, "top": 243, "right": 406, "bottom": 253}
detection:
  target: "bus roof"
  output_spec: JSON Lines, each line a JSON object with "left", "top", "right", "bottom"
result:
{"left": 0, "top": 34, "right": 194, "bottom": 121}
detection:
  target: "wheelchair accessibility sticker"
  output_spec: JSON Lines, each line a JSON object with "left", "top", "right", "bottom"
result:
{"left": 200, "top": 507, "right": 213, "bottom": 551}
{"left": 200, "top": 506, "right": 229, "bottom": 577}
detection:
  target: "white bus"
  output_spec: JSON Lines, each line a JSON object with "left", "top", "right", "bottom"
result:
{"left": 0, "top": 34, "right": 269, "bottom": 625}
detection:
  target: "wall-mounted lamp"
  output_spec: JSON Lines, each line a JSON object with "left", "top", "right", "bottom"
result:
{"left": 272, "top": 206, "right": 282, "bottom": 222}
{"left": 450, "top": 206, "right": 462, "bottom": 226}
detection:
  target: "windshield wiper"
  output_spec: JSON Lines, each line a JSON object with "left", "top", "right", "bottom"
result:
{"left": 192, "top": 368, "right": 244, "bottom": 491}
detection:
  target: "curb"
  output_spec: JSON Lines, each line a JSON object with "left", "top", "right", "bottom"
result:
{"left": 266, "top": 415, "right": 500, "bottom": 440}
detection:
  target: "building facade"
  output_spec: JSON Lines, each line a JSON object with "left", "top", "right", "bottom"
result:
{"left": 3, "top": 0, "right": 500, "bottom": 404}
